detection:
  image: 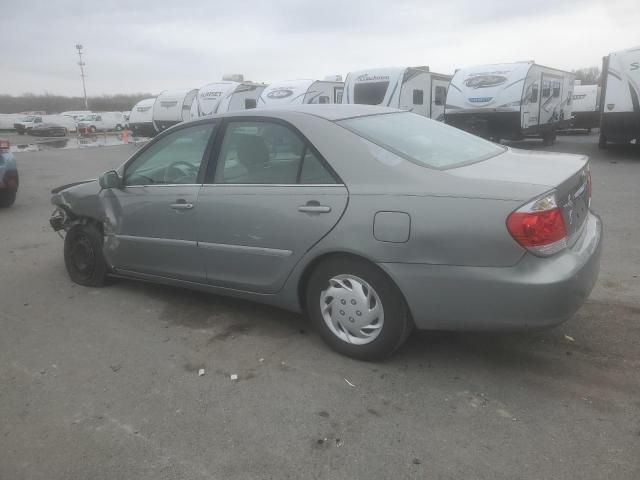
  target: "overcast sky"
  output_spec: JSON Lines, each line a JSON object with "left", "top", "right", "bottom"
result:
{"left": 2, "top": 0, "right": 638, "bottom": 96}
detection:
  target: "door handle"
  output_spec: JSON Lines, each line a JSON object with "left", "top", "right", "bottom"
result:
{"left": 170, "top": 199, "right": 194, "bottom": 210}
{"left": 298, "top": 201, "right": 331, "bottom": 214}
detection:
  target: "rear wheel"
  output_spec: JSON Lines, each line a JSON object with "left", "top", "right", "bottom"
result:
{"left": 64, "top": 224, "right": 108, "bottom": 287}
{"left": 0, "top": 190, "right": 16, "bottom": 208}
{"left": 90, "top": 126, "right": 97, "bottom": 133}
{"left": 306, "top": 257, "right": 412, "bottom": 360}
{"left": 115, "top": 124, "right": 122, "bottom": 131}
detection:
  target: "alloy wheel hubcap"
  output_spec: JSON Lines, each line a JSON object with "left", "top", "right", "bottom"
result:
{"left": 320, "top": 274, "right": 384, "bottom": 345}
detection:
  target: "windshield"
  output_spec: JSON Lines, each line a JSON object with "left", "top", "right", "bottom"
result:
{"left": 338, "top": 112, "right": 505, "bottom": 169}
{"left": 78, "top": 114, "right": 96, "bottom": 121}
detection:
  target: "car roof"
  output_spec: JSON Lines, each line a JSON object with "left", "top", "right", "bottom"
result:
{"left": 218, "top": 104, "right": 403, "bottom": 122}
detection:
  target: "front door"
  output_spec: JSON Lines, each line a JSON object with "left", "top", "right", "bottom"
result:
{"left": 103, "top": 122, "right": 216, "bottom": 282}
{"left": 196, "top": 119, "right": 348, "bottom": 293}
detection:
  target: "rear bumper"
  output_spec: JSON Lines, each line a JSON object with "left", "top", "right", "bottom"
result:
{"left": 380, "top": 212, "right": 602, "bottom": 331}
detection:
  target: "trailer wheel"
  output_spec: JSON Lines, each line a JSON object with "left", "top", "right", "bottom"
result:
{"left": 542, "top": 131, "right": 556, "bottom": 146}
{"left": 598, "top": 134, "right": 607, "bottom": 149}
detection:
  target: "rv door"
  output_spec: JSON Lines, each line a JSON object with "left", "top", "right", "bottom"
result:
{"left": 539, "top": 73, "right": 563, "bottom": 126}
{"left": 521, "top": 77, "right": 540, "bottom": 130}
{"left": 431, "top": 80, "right": 449, "bottom": 121}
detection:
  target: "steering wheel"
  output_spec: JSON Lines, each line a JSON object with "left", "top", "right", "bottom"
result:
{"left": 163, "top": 160, "right": 198, "bottom": 184}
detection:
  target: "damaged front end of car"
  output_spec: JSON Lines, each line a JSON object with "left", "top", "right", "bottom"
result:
{"left": 49, "top": 179, "right": 105, "bottom": 235}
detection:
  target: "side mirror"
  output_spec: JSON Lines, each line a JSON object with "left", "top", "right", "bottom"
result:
{"left": 99, "top": 170, "right": 122, "bottom": 189}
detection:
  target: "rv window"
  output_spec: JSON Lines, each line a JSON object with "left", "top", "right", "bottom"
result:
{"left": 244, "top": 99, "right": 257, "bottom": 109}
{"left": 531, "top": 85, "right": 539, "bottom": 103}
{"left": 412, "top": 90, "right": 424, "bottom": 105}
{"left": 318, "top": 96, "right": 330, "bottom": 104}
{"left": 434, "top": 86, "right": 447, "bottom": 106}
{"left": 542, "top": 82, "right": 551, "bottom": 98}
{"left": 552, "top": 83, "right": 561, "bottom": 97}
{"left": 334, "top": 87, "right": 344, "bottom": 103}
{"left": 353, "top": 82, "right": 389, "bottom": 105}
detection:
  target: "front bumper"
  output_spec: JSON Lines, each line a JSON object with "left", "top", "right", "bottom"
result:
{"left": 380, "top": 211, "right": 602, "bottom": 331}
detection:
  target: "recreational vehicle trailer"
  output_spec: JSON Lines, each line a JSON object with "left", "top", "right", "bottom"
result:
{"left": 568, "top": 84, "right": 600, "bottom": 132}
{"left": 128, "top": 98, "right": 157, "bottom": 137}
{"left": 599, "top": 46, "right": 640, "bottom": 148}
{"left": 257, "top": 79, "right": 344, "bottom": 107}
{"left": 196, "top": 81, "right": 265, "bottom": 116}
{"left": 342, "top": 67, "right": 451, "bottom": 120}
{"left": 445, "top": 62, "right": 575, "bottom": 144}
{"left": 152, "top": 88, "right": 199, "bottom": 132}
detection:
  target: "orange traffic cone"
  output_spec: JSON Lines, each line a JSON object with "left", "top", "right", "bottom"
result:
{"left": 123, "top": 127, "right": 129, "bottom": 144}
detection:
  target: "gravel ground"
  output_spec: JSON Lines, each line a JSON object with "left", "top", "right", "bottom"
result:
{"left": 1, "top": 133, "right": 639, "bottom": 480}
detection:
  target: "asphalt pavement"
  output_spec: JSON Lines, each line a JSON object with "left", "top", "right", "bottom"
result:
{"left": 1, "top": 133, "right": 639, "bottom": 479}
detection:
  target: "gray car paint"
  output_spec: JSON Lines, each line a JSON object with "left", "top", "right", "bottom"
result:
{"left": 51, "top": 105, "right": 602, "bottom": 330}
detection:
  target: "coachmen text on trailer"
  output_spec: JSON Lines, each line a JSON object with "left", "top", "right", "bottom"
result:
{"left": 342, "top": 67, "right": 451, "bottom": 120}
{"left": 257, "top": 79, "right": 344, "bottom": 107}
{"left": 152, "top": 88, "right": 199, "bottom": 132}
{"left": 445, "top": 62, "right": 574, "bottom": 145}
{"left": 128, "top": 98, "right": 157, "bottom": 137}
{"left": 599, "top": 46, "right": 640, "bottom": 148}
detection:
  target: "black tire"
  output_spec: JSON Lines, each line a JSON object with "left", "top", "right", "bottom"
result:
{"left": 305, "top": 256, "right": 413, "bottom": 360}
{"left": 90, "top": 126, "right": 97, "bottom": 133}
{"left": 598, "top": 134, "right": 607, "bottom": 149}
{"left": 115, "top": 124, "right": 122, "bottom": 131}
{"left": 542, "top": 131, "right": 555, "bottom": 146}
{"left": 64, "top": 223, "right": 108, "bottom": 287}
{"left": 0, "top": 190, "right": 16, "bottom": 208}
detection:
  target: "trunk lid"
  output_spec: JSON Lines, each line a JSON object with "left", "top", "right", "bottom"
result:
{"left": 448, "top": 147, "right": 590, "bottom": 244}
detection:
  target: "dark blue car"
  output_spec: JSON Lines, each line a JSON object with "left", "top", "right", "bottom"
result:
{"left": 0, "top": 139, "right": 18, "bottom": 207}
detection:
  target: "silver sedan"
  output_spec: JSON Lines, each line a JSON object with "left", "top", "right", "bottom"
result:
{"left": 50, "top": 105, "right": 602, "bottom": 360}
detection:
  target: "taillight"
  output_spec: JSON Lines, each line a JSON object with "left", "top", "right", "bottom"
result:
{"left": 0, "top": 139, "right": 9, "bottom": 150}
{"left": 506, "top": 193, "right": 567, "bottom": 257}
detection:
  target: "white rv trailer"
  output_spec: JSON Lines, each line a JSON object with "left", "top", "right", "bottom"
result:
{"left": 599, "top": 46, "right": 640, "bottom": 148}
{"left": 152, "top": 88, "right": 199, "bottom": 132}
{"left": 128, "top": 98, "right": 157, "bottom": 137}
{"left": 445, "top": 62, "right": 575, "bottom": 144}
{"left": 342, "top": 67, "right": 451, "bottom": 120}
{"left": 257, "top": 79, "right": 344, "bottom": 107}
{"left": 196, "top": 81, "right": 265, "bottom": 116}
{"left": 568, "top": 84, "right": 600, "bottom": 131}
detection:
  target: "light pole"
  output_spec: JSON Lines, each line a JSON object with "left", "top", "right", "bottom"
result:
{"left": 75, "top": 44, "right": 88, "bottom": 110}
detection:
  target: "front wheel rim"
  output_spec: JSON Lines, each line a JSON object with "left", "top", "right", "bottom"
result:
{"left": 320, "top": 274, "right": 384, "bottom": 345}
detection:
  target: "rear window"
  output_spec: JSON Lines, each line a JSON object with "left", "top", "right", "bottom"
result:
{"left": 339, "top": 112, "right": 505, "bottom": 169}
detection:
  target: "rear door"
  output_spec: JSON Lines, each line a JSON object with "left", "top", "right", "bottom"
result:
{"left": 103, "top": 122, "right": 216, "bottom": 281}
{"left": 196, "top": 118, "right": 348, "bottom": 293}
